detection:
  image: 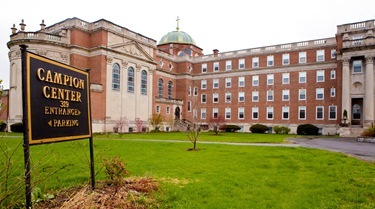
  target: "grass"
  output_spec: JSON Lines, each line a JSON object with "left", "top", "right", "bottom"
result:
{"left": 94, "top": 131, "right": 291, "bottom": 143}
{"left": 1, "top": 132, "right": 374, "bottom": 208}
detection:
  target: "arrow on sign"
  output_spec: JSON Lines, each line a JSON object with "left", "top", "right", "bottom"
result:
{"left": 48, "top": 120, "right": 53, "bottom": 127}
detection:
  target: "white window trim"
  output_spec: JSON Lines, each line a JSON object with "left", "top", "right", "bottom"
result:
{"left": 252, "top": 91, "right": 259, "bottom": 102}
{"left": 299, "top": 89, "right": 306, "bottom": 101}
{"left": 299, "top": 106, "right": 306, "bottom": 120}
{"left": 252, "top": 57, "right": 259, "bottom": 68}
{"left": 282, "top": 73, "right": 290, "bottom": 84}
{"left": 252, "top": 75, "right": 259, "bottom": 86}
{"left": 282, "top": 106, "right": 289, "bottom": 120}
{"left": 316, "top": 70, "right": 325, "bottom": 82}
{"left": 238, "top": 92, "right": 245, "bottom": 102}
{"left": 316, "top": 106, "right": 324, "bottom": 120}
{"left": 238, "top": 107, "right": 245, "bottom": 120}
{"left": 213, "top": 93, "right": 219, "bottom": 103}
{"left": 282, "top": 90, "right": 289, "bottom": 101}
{"left": 299, "top": 72, "right": 306, "bottom": 83}
{"left": 299, "top": 52, "right": 307, "bottom": 63}
{"left": 202, "top": 63, "right": 207, "bottom": 73}
{"left": 252, "top": 107, "right": 259, "bottom": 120}
{"left": 316, "top": 88, "right": 324, "bottom": 100}
{"left": 267, "top": 55, "right": 274, "bottom": 67}
{"left": 329, "top": 106, "right": 337, "bottom": 120}
{"left": 267, "top": 107, "right": 274, "bottom": 120}
{"left": 239, "top": 59, "right": 245, "bottom": 69}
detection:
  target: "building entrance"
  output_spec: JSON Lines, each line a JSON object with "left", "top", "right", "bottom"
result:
{"left": 351, "top": 98, "right": 363, "bottom": 126}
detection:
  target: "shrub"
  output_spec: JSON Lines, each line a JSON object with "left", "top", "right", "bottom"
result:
{"left": 0, "top": 122, "right": 6, "bottom": 131}
{"left": 361, "top": 127, "right": 375, "bottom": 137}
{"left": 103, "top": 156, "right": 128, "bottom": 186}
{"left": 250, "top": 124, "right": 269, "bottom": 133}
{"left": 219, "top": 124, "right": 241, "bottom": 132}
{"left": 10, "top": 122, "right": 23, "bottom": 133}
{"left": 297, "top": 124, "right": 319, "bottom": 135}
{"left": 273, "top": 125, "right": 291, "bottom": 134}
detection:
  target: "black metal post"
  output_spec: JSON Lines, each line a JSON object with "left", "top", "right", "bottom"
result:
{"left": 86, "top": 68, "right": 95, "bottom": 190}
{"left": 20, "top": 44, "right": 32, "bottom": 208}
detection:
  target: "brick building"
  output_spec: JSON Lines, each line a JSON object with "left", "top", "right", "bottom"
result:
{"left": 6, "top": 18, "right": 375, "bottom": 135}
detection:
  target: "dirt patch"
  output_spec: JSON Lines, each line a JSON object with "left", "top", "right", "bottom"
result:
{"left": 34, "top": 177, "right": 158, "bottom": 209}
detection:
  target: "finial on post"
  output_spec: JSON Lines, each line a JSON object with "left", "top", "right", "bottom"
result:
{"left": 19, "top": 19, "right": 26, "bottom": 31}
{"left": 40, "top": 20, "right": 46, "bottom": 31}
{"left": 176, "top": 16, "right": 180, "bottom": 31}
{"left": 11, "top": 24, "right": 17, "bottom": 34}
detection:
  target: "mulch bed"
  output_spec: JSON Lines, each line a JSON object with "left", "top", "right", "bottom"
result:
{"left": 34, "top": 177, "right": 159, "bottom": 209}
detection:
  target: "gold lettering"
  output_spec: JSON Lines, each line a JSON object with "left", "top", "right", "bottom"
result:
{"left": 43, "top": 86, "right": 50, "bottom": 98}
{"left": 45, "top": 70, "right": 53, "bottom": 83}
{"left": 37, "top": 68, "right": 45, "bottom": 81}
{"left": 53, "top": 72, "right": 62, "bottom": 85}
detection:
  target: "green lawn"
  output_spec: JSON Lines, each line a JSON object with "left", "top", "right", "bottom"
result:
{"left": 94, "top": 131, "right": 292, "bottom": 143}
{"left": 1, "top": 133, "right": 374, "bottom": 208}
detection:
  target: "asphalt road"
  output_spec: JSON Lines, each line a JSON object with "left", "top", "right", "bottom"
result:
{"left": 288, "top": 137, "right": 375, "bottom": 162}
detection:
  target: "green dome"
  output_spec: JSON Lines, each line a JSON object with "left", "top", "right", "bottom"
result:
{"left": 158, "top": 30, "right": 196, "bottom": 45}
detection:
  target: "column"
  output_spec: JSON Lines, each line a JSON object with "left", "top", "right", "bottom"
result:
{"left": 364, "top": 56, "right": 374, "bottom": 124}
{"left": 342, "top": 58, "right": 351, "bottom": 123}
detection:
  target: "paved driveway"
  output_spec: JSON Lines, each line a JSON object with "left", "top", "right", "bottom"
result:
{"left": 288, "top": 137, "right": 375, "bottom": 162}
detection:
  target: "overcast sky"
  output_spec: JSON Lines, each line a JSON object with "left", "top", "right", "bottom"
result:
{"left": 1, "top": 0, "right": 374, "bottom": 89}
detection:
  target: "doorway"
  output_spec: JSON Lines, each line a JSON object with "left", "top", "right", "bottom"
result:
{"left": 351, "top": 98, "right": 363, "bottom": 126}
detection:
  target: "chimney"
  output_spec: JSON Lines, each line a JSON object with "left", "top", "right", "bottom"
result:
{"left": 213, "top": 49, "right": 219, "bottom": 57}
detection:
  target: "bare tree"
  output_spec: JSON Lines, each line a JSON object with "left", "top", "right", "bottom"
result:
{"left": 134, "top": 117, "right": 144, "bottom": 132}
{"left": 114, "top": 117, "right": 129, "bottom": 133}
{"left": 208, "top": 116, "right": 226, "bottom": 135}
{"left": 185, "top": 96, "right": 203, "bottom": 150}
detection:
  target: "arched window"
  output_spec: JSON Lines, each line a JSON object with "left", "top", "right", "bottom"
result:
{"left": 158, "top": 78, "right": 163, "bottom": 98}
{"left": 168, "top": 81, "right": 173, "bottom": 98}
{"left": 141, "top": 70, "right": 147, "bottom": 95}
{"left": 112, "top": 63, "right": 120, "bottom": 90}
{"left": 127, "top": 67, "right": 134, "bottom": 93}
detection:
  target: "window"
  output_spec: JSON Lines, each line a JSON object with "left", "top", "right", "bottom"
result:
{"left": 194, "top": 87, "right": 198, "bottom": 96}
{"left": 282, "top": 90, "right": 290, "bottom": 101}
{"left": 238, "top": 92, "right": 245, "bottom": 102}
{"left": 282, "top": 54, "right": 290, "bottom": 65}
{"left": 156, "top": 105, "right": 160, "bottom": 113}
{"left": 330, "top": 69, "right": 336, "bottom": 79}
{"left": 213, "top": 79, "right": 219, "bottom": 88}
{"left": 267, "top": 107, "right": 274, "bottom": 120}
{"left": 267, "top": 74, "right": 274, "bottom": 85}
{"left": 317, "top": 50, "right": 325, "bottom": 62}
{"left": 252, "top": 57, "right": 259, "bottom": 68}
{"left": 225, "top": 108, "right": 231, "bottom": 119}
{"left": 267, "top": 55, "right": 274, "bottom": 66}
{"left": 331, "top": 49, "right": 336, "bottom": 59}
{"left": 238, "top": 107, "right": 245, "bottom": 119}
{"left": 201, "top": 94, "right": 207, "bottom": 103}
{"left": 168, "top": 81, "right": 173, "bottom": 98}
{"left": 213, "top": 93, "right": 219, "bottom": 103}
{"left": 330, "top": 87, "right": 335, "bottom": 97}
{"left": 316, "top": 106, "right": 324, "bottom": 120}
{"left": 316, "top": 88, "right": 324, "bottom": 100}
{"left": 112, "top": 63, "right": 120, "bottom": 90}
{"left": 238, "top": 76, "right": 245, "bottom": 87}
{"left": 239, "top": 59, "right": 245, "bottom": 69}
{"left": 141, "top": 70, "right": 147, "bottom": 95}
{"left": 226, "top": 60, "right": 232, "bottom": 71}
{"left": 282, "top": 73, "right": 289, "bottom": 84}
{"left": 252, "top": 107, "right": 259, "bottom": 119}
{"left": 299, "top": 89, "right": 306, "bottom": 100}
{"left": 329, "top": 106, "right": 337, "bottom": 120}
{"left": 158, "top": 78, "right": 163, "bottom": 97}
{"left": 213, "top": 108, "right": 219, "bottom": 118}
{"left": 353, "top": 60, "right": 362, "bottom": 73}
{"left": 299, "top": 106, "right": 306, "bottom": 120}
{"left": 316, "top": 70, "right": 324, "bottom": 82}
{"left": 201, "top": 80, "right": 207, "bottom": 89}
{"left": 225, "top": 92, "right": 231, "bottom": 103}
{"left": 252, "top": 91, "right": 259, "bottom": 102}
{"left": 267, "top": 90, "right": 274, "bottom": 101}
{"left": 187, "top": 101, "right": 191, "bottom": 112}
{"left": 226, "top": 78, "right": 231, "bottom": 88}
{"left": 202, "top": 63, "right": 207, "bottom": 73}
{"left": 282, "top": 106, "right": 289, "bottom": 120}
{"left": 213, "top": 62, "right": 219, "bottom": 72}
{"left": 127, "top": 67, "right": 134, "bottom": 93}
{"left": 193, "top": 109, "right": 198, "bottom": 119}
{"left": 201, "top": 108, "right": 206, "bottom": 119}
{"left": 299, "top": 72, "right": 306, "bottom": 83}
{"left": 252, "top": 75, "right": 259, "bottom": 86}
{"left": 299, "top": 52, "right": 306, "bottom": 63}
{"left": 166, "top": 106, "right": 170, "bottom": 114}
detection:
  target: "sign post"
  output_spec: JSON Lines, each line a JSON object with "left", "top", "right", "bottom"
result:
{"left": 20, "top": 45, "right": 93, "bottom": 208}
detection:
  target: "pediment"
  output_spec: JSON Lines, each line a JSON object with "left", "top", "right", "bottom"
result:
{"left": 110, "top": 41, "right": 154, "bottom": 62}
